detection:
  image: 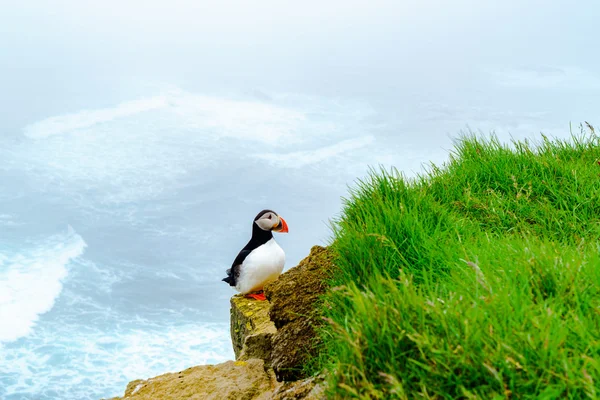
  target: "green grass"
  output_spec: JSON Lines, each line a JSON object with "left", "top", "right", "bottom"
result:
{"left": 316, "top": 124, "right": 600, "bottom": 399}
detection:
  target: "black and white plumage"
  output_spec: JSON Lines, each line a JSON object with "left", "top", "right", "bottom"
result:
{"left": 222, "top": 210, "right": 289, "bottom": 295}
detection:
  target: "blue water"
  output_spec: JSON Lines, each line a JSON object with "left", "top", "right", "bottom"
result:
{"left": 0, "top": 91, "right": 389, "bottom": 399}
{"left": 1, "top": 1, "right": 600, "bottom": 399}
{"left": 1, "top": 85, "right": 597, "bottom": 399}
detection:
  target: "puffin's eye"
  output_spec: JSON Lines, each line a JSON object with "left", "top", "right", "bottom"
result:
{"left": 267, "top": 215, "right": 272, "bottom": 219}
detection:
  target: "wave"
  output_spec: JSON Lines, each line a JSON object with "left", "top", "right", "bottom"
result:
{"left": 23, "top": 96, "right": 169, "bottom": 139}
{"left": 21, "top": 90, "right": 307, "bottom": 144}
{"left": 12, "top": 89, "right": 377, "bottom": 206}
{"left": 253, "top": 135, "right": 376, "bottom": 168}
{"left": 0, "top": 319, "right": 232, "bottom": 400}
{"left": 0, "top": 227, "right": 87, "bottom": 343}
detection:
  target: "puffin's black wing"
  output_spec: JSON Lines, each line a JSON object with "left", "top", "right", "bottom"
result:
{"left": 222, "top": 248, "right": 251, "bottom": 287}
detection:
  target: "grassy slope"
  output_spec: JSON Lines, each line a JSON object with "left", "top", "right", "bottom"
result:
{"left": 317, "top": 126, "right": 600, "bottom": 399}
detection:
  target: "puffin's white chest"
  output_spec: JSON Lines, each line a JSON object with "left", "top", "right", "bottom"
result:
{"left": 236, "top": 238, "right": 285, "bottom": 294}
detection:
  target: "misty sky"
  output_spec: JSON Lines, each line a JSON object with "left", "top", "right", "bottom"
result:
{"left": 2, "top": 0, "right": 599, "bottom": 138}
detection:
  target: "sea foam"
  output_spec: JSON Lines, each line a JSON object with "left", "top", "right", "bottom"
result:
{"left": 0, "top": 318, "right": 232, "bottom": 400}
{"left": 0, "top": 227, "right": 86, "bottom": 343}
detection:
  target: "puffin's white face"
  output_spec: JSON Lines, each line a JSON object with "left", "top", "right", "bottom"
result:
{"left": 255, "top": 211, "right": 289, "bottom": 233}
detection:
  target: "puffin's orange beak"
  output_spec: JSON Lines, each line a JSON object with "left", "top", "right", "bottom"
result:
{"left": 275, "top": 216, "right": 289, "bottom": 233}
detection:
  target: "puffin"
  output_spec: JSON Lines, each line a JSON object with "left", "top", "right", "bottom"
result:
{"left": 222, "top": 209, "right": 289, "bottom": 301}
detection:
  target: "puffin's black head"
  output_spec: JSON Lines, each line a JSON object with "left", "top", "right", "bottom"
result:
{"left": 253, "top": 209, "right": 289, "bottom": 233}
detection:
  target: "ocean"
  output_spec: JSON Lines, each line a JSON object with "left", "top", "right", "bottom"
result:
{"left": 0, "top": 90, "right": 404, "bottom": 399}
{"left": 1, "top": 84, "right": 596, "bottom": 398}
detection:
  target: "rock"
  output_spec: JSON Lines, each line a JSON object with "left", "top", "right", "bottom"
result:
{"left": 271, "top": 375, "right": 327, "bottom": 400}
{"left": 230, "top": 295, "right": 277, "bottom": 362}
{"left": 265, "top": 246, "right": 335, "bottom": 381}
{"left": 108, "top": 359, "right": 278, "bottom": 400}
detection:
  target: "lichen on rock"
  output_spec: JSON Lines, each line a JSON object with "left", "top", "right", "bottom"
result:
{"left": 230, "top": 294, "right": 277, "bottom": 362}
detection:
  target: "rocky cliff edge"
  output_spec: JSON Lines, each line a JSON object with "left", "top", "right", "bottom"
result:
{"left": 107, "top": 245, "right": 334, "bottom": 400}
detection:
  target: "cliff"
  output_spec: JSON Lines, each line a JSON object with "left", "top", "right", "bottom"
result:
{"left": 108, "top": 245, "right": 334, "bottom": 400}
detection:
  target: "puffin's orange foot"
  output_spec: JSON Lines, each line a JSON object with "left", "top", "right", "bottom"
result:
{"left": 245, "top": 292, "right": 267, "bottom": 301}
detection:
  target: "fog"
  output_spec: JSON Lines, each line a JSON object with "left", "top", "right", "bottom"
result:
{"left": 2, "top": 1, "right": 598, "bottom": 137}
